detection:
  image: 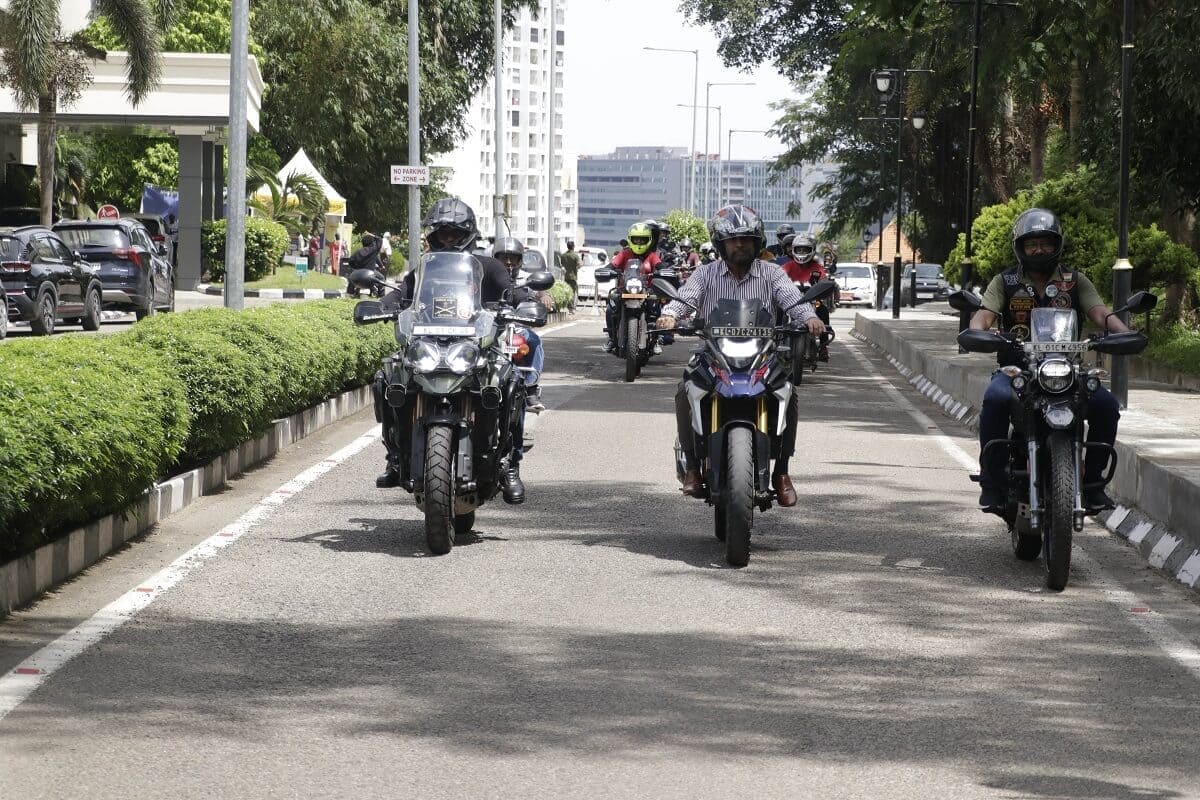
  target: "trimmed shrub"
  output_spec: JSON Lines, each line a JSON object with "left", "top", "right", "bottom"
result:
{"left": 0, "top": 337, "right": 190, "bottom": 554}
{"left": 547, "top": 280, "right": 574, "bottom": 311}
{"left": 202, "top": 217, "right": 290, "bottom": 282}
{"left": 0, "top": 300, "right": 396, "bottom": 556}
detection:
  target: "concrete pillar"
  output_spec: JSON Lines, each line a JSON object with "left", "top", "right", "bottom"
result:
{"left": 176, "top": 132, "right": 204, "bottom": 290}
{"left": 19, "top": 124, "right": 38, "bottom": 165}
{"left": 201, "top": 140, "right": 214, "bottom": 222}
{"left": 214, "top": 145, "right": 226, "bottom": 219}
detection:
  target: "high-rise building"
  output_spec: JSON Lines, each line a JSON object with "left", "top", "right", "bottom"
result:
{"left": 577, "top": 147, "right": 834, "bottom": 250}
{"left": 436, "top": 0, "right": 576, "bottom": 256}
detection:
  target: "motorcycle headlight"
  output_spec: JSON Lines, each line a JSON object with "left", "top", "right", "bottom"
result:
{"left": 1044, "top": 405, "right": 1075, "bottom": 429}
{"left": 717, "top": 338, "right": 762, "bottom": 360}
{"left": 626, "top": 278, "right": 644, "bottom": 292}
{"left": 445, "top": 342, "right": 480, "bottom": 374}
{"left": 1037, "top": 359, "right": 1074, "bottom": 393}
{"left": 405, "top": 340, "right": 442, "bottom": 373}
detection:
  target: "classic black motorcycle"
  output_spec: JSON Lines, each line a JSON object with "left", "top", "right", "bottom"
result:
{"left": 350, "top": 254, "right": 553, "bottom": 554}
{"left": 787, "top": 272, "right": 836, "bottom": 385}
{"left": 595, "top": 261, "right": 678, "bottom": 382}
{"left": 655, "top": 277, "right": 838, "bottom": 566}
{"left": 951, "top": 289, "right": 1156, "bottom": 590}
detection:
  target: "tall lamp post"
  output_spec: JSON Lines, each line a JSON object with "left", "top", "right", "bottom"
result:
{"left": 861, "top": 67, "right": 929, "bottom": 319}
{"left": 646, "top": 47, "right": 700, "bottom": 215}
{"left": 679, "top": 103, "right": 722, "bottom": 214}
{"left": 1111, "top": 0, "right": 1135, "bottom": 407}
{"left": 704, "top": 81, "right": 755, "bottom": 216}
{"left": 725, "top": 129, "right": 769, "bottom": 205}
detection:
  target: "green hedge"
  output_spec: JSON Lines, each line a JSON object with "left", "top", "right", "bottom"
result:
{"left": 547, "top": 280, "right": 574, "bottom": 311}
{"left": 202, "top": 217, "right": 291, "bottom": 282}
{"left": 0, "top": 300, "right": 395, "bottom": 557}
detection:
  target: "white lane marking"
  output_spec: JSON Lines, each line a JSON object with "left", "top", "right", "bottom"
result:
{"left": 844, "top": 336, "right": 1200, "bottom": 683}
{"left": 0, "top": 427, "right": 382, "bottom": 722}
{"left": 541, "top": 320, "right": 582, "bottom": 336}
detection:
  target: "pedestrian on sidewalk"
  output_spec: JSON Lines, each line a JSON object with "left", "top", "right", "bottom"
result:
{"left": 560, "top": 239, "right": 580, "bottom": 313}
{"left": 380, "top": 231, "right": 393, "bottom": 274}
{"left": 329, "top": 233, "right": 344, "bottom": 275}
{"left": 308, "top": 232, "right": 320, "bottom": 272}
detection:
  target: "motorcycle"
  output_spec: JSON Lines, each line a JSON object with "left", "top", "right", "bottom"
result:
{"left": 595, "top": 261, "right": 678, "bottom": 382}
{"left": 654, "top": 277, "right": 839, "bottom": 566}
{"left": 951, "top": 289, "right": 1156, "bottom": 590}
{"left": 350, "top": 254, "right": 553, "bottom": 555}
{"left": 788, "top": 273, "right": 836, "bottom": 385}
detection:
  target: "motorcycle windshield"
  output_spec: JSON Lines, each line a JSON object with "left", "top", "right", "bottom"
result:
{"left": 623, "top": 261, "right": 644, "bottom": 290}
{"left": 1031, "top": 308, "right": 1078, "bottom": 343}
{"left": 707, "top": 298, "right": 774, "bottom": 330}
{"left": 404, "top": 252, "right": 485, "bottom": 334}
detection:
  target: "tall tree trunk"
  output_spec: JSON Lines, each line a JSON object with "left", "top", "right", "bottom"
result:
{"left": 37, "top": 88, "right": 57, "bottom": 226}
{"left": 1068, "top": 59, "right": 1083, "bottom": 162}
{"left": 1029, "top": 90, "right": 1050, "bottom": 184}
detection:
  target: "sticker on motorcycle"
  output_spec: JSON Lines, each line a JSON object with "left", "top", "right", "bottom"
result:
{"left": 1009, "top": 324, "right": 1031, "bottom": 341}
{"left": 433, "top": 297, "right": 458, "bottom": 318}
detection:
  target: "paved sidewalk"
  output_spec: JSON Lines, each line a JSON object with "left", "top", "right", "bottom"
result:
{"left": 853, "top": 304, "right": 1200, "bottom": 589}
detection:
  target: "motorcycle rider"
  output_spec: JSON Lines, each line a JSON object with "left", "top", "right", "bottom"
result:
{"left": 969, "top": 208, "right": 1128, "bottom": 514}
{"left": 698, "top": 241, "right": 717, "bottom": 263}
{"left": 773, "top": 233, "right": 794, "bottom": 266}
{"left": 493, "top": 236, "right": 547, "bottom": 414}
{"left": 768, "top": 223, "right": 795, "bottom": 259}
{"left": 374, "top": 198, "right": 534, "bottom": 504}
{"left": 782, "top": 233, "right": 832, "bottom": 361}
{"left": 605, "top": 221, "right": 662, "bottom": 353}
{"left": 345, "top": 232, "right": 382, "bottom": 297}
{"left": 657, "top": 205, "right": 825, "bottom": 507}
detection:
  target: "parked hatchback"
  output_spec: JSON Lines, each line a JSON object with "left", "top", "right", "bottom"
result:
{"left": 1, "top": 225, "right": 104, "bottom": 337}
{"left": 53, "top": 219, "right": 174, "bottom": 319}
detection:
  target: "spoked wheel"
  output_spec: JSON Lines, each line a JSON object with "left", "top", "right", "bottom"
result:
{"left": 723, "top": 427, "right": 754, "bottom": 567}
{"left": 624, "top": 316, "right": 639, "bottom": 382}
{"left": 453, "top": 511, "right": 475, "bottom": 536}
{"left": 81, "top": 288, "right": 102, "bottom": 331}
{"left": 423, "top": 425, "right": 457, "bottom": 555}
{"left": 714, "top": 504, "right": 727, "bottom": 542}
{"left": 1044, "top": 432, "right": 1075, "bottom": 591}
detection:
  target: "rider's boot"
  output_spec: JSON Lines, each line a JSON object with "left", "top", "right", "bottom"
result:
{"left": 376, "top": 457, "right": 402, "bottom": 488}
{"left": 525, "top": 385, "right": 546, "bottom": 414}
{"left": 500, "top": 461, "right": 526, "bottom": 505}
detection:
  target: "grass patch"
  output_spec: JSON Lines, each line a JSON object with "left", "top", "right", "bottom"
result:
{"left": 210, "top": 270, "right": 347, "bottom": 291}
{"left": 1144, "top": 322, "right": 1200, "bottom": 376}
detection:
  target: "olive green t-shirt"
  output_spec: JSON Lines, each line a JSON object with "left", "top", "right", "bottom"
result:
{"left": 980, "top": 266, "right": 1105, "bottom": 318}
{"left": 560, "top": 250, "right": 580, "bottom": 282}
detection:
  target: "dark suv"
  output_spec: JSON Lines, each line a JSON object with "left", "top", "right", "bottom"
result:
{"left": 54, "top": 218, "right": 175, "bottom": 319}
{"left": 1, "top": 225, "right": 104, "bottom": 337}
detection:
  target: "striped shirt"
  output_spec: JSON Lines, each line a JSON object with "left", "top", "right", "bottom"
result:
{"left": 662, "top": 258, "right": 818, "bottom": 324}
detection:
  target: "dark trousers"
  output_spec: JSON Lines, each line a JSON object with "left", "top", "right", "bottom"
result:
{"left": 978, "top": 371, "right": 1120, "bottom": 487}
{"left": 675, "top": 380, "right": 799, "bottom": 474}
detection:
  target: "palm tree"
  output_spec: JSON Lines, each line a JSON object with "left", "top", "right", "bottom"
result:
{"left": 0, "top": 0, "right": 176, "bottom": 225}
{"left": 250, "top": 170, "right": 329, "bottom": 235}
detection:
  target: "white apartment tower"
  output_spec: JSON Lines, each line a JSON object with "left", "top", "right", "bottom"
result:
{"left": 439, "top": 0, "right": 577, "bottom": 255}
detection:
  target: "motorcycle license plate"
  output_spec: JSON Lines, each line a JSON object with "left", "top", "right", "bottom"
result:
{"left": 710, "top": 326, "right": 773, "bottom": 338}
{"left": 413, "top": 324, "right": 467, "bottom": 336}
{"left": 1025, "top": 341, "right": 1089, "bottom": 354}
{"left": 622, "top": 293, "right": 647, "bottom": 300}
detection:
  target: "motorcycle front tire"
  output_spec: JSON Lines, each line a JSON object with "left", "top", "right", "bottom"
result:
{"left": 624, "top": 316, "right": 639, "bottom": 382}
{"left": 723, "top": 427, "right": 754, "bottom": 567}
{"left": 424, "top": 424, "right": 457, "bottom": 555}
{"left": 1044, "top": 432, "right": 1074, "bottom": 590}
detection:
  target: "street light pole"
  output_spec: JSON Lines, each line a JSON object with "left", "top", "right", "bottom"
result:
{"left": 223, "top": 0, "right": 249, "bottom": 310}
{"left": 726, "top": 129, "right": 769, "bottom": 205}
{"left": 1112, "top": 0, "right": 1136, "bottom": 408}
{"left": 645, "top": 47, "right": 699, "bottom": 214}
{"left": 703, "top": 81, "right": 755, "bottom": 216}
{"left": 892, "top": 68, "right": 905, "bottom": 320}
{"left": 493, "top": 0, "right": 505, "bottom": 240}
{"left": 546, "top": 0, "right": 557, "bottom": 258}
{"left": 407, "top": 0, "right": 421, "bottom": 274}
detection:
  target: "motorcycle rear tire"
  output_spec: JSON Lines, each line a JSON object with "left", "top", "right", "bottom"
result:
{"left": 424, "top": 425, "right": 456, "bottom": 556}
{"left": 1044, "top": 432, "right": 1074, "bottom": 591}
{"left": 724, "top": 427, "right": 754, "bottom": 567}
{"left": 624, "top": 316, "right": 639, "bottom": 383}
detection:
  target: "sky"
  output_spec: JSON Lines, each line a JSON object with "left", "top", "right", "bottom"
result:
{"left": 562, "top": 0, "right": 798, "bottom": 162}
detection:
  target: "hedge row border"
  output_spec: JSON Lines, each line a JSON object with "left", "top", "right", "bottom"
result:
{"left": 0, "top": 385, "right": 372, "bottom": 617}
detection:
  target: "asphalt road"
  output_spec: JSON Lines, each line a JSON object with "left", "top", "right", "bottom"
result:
{"left": 2, "top": 313, "right": 1199, "bottom": 799}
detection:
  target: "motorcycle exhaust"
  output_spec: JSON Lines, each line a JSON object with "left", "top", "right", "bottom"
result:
{"left": 480, "top": 386, "right": 503, "bottom": 410}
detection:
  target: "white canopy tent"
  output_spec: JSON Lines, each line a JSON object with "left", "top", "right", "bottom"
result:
{"left": 252, "top": 149, "right": 349, "bottom": 268}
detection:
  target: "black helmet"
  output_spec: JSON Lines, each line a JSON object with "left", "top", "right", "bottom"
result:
{"left": 422, "top": 198, "right": 479, "bottom": 252}
{"left": 1012, "top": 207, "right": 1064, "bottom": 273}
{"left": 708, "top": 205, "right": 766, "bottom": 260}
{"left": 360, "top": 233, "right": 377, "bottom": 248}
{"left": 492, "top": 236, "right": 525, "bottom": 259}
{"left": 793, "top": 233, "right": 817, "bottom": 261}
{"left": 775, "top": 223, "right": 796, "bottom": 242}
{"left": 679, "top": 237, "right": 692, "bottom": 251}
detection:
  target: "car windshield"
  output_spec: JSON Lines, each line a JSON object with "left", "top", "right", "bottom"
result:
{"left": 1031, "top": 308, "right": 1078, "bottom": 343}
{"left": 838, "top": 265, "right": 872, "bottom": 279}
{"left": 56, "top": 227, "right": 129, "bottom": 250}
{"left": 914, "top": 264, "right": 943, "bottom": 278}
{"left": 403, "top": 252, "right": 486, "bottom": 333}
{"left": 0, "top": 235, "right": 23, "bottom": 261}
{"left": 136, "top": 218, "right": 163, "bottom": 235}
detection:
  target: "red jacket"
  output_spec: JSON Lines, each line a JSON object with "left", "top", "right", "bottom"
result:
{"left": 783, "top": 257, "right": 825, "bottom": 285}
{"left": 611, "top": 248, "right": 660, "bottom": 275}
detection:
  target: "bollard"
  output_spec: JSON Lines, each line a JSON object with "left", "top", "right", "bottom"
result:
{"left": 908, "top": 265, "right": 918, "bottom": 308}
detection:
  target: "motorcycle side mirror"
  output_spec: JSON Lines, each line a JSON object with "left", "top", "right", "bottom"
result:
{"left": 349, "top": 268, "right": 385, "bottom": 290}
{"left": 796, "top": 278, "right": 837, "bottom": 305}
{"left": 948, "top": 289, "right": 982, "bottom": 313}
{"left": 957, "top": 328, "right": 1007, "bottom": 353}
{"left": 652, "top": 277, "right": 693, "bottom": 308}
{"left": 827, "top": 265, "right": 838, "bottom": 275}
{"left": 1115, "top": 290, "right": 1157, "bottom": 316}
{"left": 525, "top": 270, "right": 555, "bottom": 291}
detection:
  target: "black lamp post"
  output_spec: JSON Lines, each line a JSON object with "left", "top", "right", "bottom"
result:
{"left": 1111, "top": 0, "right": 1135, "bottom": 408}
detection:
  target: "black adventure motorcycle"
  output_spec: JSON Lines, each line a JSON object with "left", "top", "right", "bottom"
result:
{"left": 655, "top": 277, "right": 838, "bottom": 566}
{"left": 951, "top": 289, "right": 1156, "bottom": 590}
{"left": 595, "top": 260, "right": 679, "bottom": 382}
{"left": 350, "top": 254, "right": 553, "bottom": 554}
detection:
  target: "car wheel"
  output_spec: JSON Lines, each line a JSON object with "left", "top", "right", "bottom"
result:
{"left": 29, "top": 288, "right": 56, "bottom": 336}
{"left": 1, "top": 305, "right": 7, "bottom": 340}
{"left": 135, "top": 282, "right": 157, "bottom": 321}
{"left": 81, "top": 287, "right": 102, "bottom": 331}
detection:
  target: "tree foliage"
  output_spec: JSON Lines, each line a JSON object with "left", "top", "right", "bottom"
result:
{"left": 662, "top": 209, "right": 709, "bottom": 245}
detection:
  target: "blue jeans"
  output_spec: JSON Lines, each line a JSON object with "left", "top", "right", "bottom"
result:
{"left": 978, "top": 371, "right": 1120, "bottom": 488}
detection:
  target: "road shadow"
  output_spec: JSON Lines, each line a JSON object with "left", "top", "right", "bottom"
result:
{"left": 283, "top": 517, "right": 509, "bottom": 558}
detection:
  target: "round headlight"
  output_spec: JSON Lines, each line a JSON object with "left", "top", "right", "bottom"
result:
{"left": 406, "top": 340, "right": 441, "bottom": 373}
{"left": 626, "top": 278, "right": 644, "bottom": 292}
{"left": 1038, "top": 359, "right": 1074, "bottom": 393}
{"left": 1011, "top": 374, "right": 1027, "bottom": 391}
{"left": 445, "top": 342, "right": 480, "bottom": 374}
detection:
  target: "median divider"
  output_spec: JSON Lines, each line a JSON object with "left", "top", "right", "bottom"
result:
{"left": 852, "top": 310, "right": 1200, "bottom": 591}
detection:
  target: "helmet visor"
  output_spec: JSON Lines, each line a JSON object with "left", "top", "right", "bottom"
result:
{"left": 629, "top": 235, "right": 651, "bottom": 247}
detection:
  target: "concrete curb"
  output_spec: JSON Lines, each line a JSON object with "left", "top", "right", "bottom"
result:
{"left": 851, "top": 315, "right": 1200, "bottom": 592}
{"left": 195, "top": 283, "right": 345, "bottom": 299}
{"left": 0, "top": 385, "right": 373, "bottom": 616}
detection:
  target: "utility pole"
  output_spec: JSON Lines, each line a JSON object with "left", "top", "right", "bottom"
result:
{"left": 493, "top": 0, "right": 505, "bottom": 240}
{"left": 407, "top": 0, "right": 421, "bottom": 272}
{"left": 1112, "top": 0, "right": 1135, "bottom": 407}
{"left": 545, "top": 0, "right": 558, "bottom": 258}
{"left": 223, "top": 0, "right": 249, "bottom": 310}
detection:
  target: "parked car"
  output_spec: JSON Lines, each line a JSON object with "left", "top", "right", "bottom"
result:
{"left": 127, "top": 212, "right": 175, "bottom": 265}
{"left": 53, "top": 218, "right": 174, "bottom": 319}
{"left": 832, "top": 262, "right": 877, "bottom": 307}
{"left": 575, "top": 247, "right": 610, "bottom": 300}
{"left": 883, "top": 262, "right": 950, "bottom": 307}
{"left": 0, "top": 207, "right": 42, "bottom": 227}
{"left": 1, "top": 225, "right": 104, "bottom": 336}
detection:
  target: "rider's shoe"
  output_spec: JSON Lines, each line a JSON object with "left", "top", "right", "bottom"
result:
{"left": 978, "top": 486, "right": 1005, "bottom": 515}
{"left": 1083, "top": 487, "right": 1116, "bottom": 513}
{"left": 500, "top": 463, "right": 526, "bottom": 505}
{"left": 603, "top": 340, "right": 616, "bottom": 353}
{"left": 818, "top": 345, "right": 830, "bottom": 362}
{"left": 653, "top": 341, "right": 664, "bottom": 355}
{"left": 525, "top": 386, "right": 546, "bottom": 414}
{"left": 772, "top": 474, "right": 798, "bottom": 507}
{"left": 376, "top": 464, "right": 402, "bottom": 489}
{"left": 680, "top": 469, "right": 704, "bottom": 497}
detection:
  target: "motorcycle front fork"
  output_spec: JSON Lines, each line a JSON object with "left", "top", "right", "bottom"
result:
{"left": 1024, "top": 436, "right": 1087, "bottom": 532}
